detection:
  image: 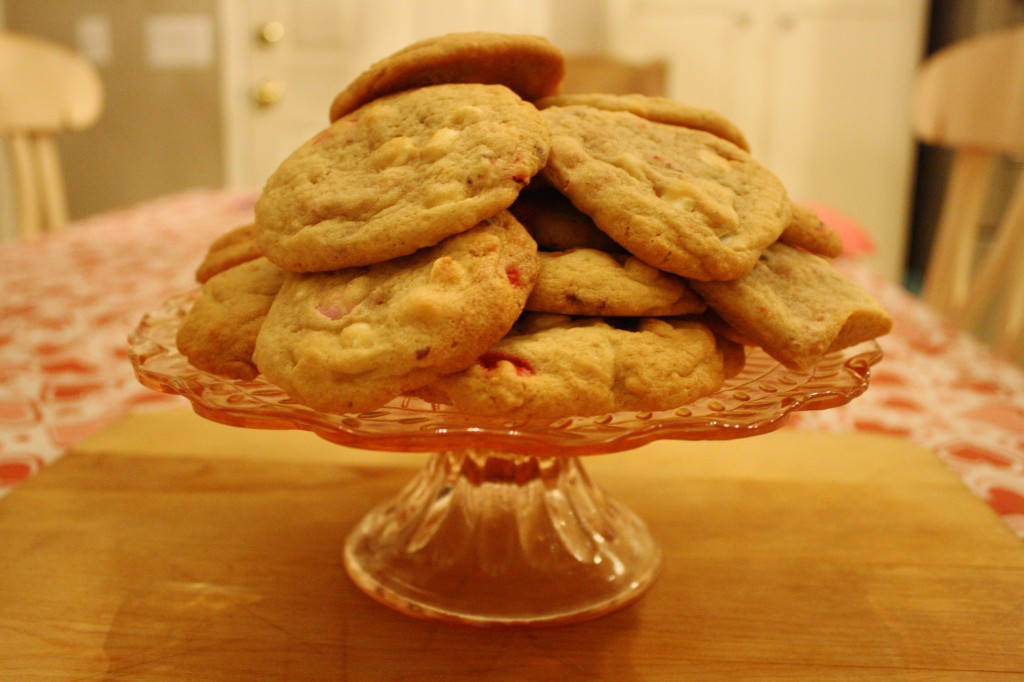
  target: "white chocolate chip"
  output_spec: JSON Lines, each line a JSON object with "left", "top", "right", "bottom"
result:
{"left": 698, "top": 148, "right": 732, "bottom": 174}
{"left": 423, "top": 181, "right": 465, "bottom": 208}
{"left": 369, "top": 136, "right": 416, "bottom": 169}
{"left": 660, "top": 183, "right": 698, "bottom": 212}
{"left": 421, "top": 128, "right": 460, "bottom": 162}
{"left": 613, "top": 153, "right": 648, "bottom": 182}
{"left": 428, "top": 256, "right": 466, "bottom": 285}
{"left": 448, "top": 105, "right": 484, "bottom": 126}
{"left": 339, "top": 321, "right": 375, "bottom": 348}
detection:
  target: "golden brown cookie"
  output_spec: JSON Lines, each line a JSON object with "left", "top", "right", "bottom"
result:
{"left": 416, "top": 314, "right": 728, "bottom": 419}
{"left": 526, "top": 248, "right": 706, "bottom": 317}
{"left": 169, "top": 31, "right": 895, "bottom": 423}
{"left": 510, "top": 184, "right": 624, "bottom": 252}
{"left": 541, "top": 105, "right": 791, "bottom": 281}
{"left": 194, "top": 223, "right": 262, "bottom": 283}
{"left": 536, "top": 93, "right": 750, "bottom": 151}
{"left": 256, "top": 83, "right": 550, "bottom": 273}
{"left": 690, "top": 242, "right": 893, "bottom": 371}
{"left": 778, "top": 203, "right": 843, "bottom": 258}
{"left": 253, "top": 212, "right": 539, "bottom": 414}
{"left": 329, "top": 32, "right": 565, "bottom": 121}
{"left": 177, "top": 257, "right": 287, "bottom": 380}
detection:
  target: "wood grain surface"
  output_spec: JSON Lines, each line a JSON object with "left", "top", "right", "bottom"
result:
{"left": 1, "top": 408, "right": 1022, "bottom": 681}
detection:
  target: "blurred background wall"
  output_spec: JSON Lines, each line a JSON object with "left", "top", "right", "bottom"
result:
{"left": 1, "top": 0, "right": 1022, "bottom": 289}
{"left": 2, "top": 0, "right": 224, "bottom": 230}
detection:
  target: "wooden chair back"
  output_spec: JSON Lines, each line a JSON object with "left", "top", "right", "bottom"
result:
{"left": 0, "top": 31, "right": 104, "bottom": 237}
{"left": 911, "top": 24, "right": 1024, "bottom": 362}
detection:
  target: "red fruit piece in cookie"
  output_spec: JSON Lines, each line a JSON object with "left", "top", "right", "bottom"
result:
{"left": 417, "top": 313, "right": 730, "bottom": 419}
{"left": 255, "top": 83, "right": 550, "bottom": 273}
{"left": 253, "top": 211, "right": 539, "bottom": 413}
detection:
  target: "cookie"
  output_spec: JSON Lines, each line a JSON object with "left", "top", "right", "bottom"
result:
{"left": 329, "top": 32, "right": 565, "bottom": 121}
{"left": 253, "top": 211, "right": 539, "bottom": 413}
{"left": 536, "top": 93, "right": 750, "bottom": 151}
{"left": 256, "top": 83, "right": 550, "bottom": 272}
{"left": 416, "top": 313, "right": 728, "bottom": 419}
{"left": 177, "top": 257, "right": 287, "bottom": 380}
{"left": 778, "top": 203, "right": 843, "bottom": 258}
{"left": 510, "top": 184, "right": 623, "bottom": 252}
{"left": 526, "top": 248, "right": 706, "bottom": 317}
{"left": 541, "top": 105, "right": 791, "bottom": 281}
{"left": 195, "top": 223, "right": 262, "bottom": 283}
{"left": 690, "top": 242, "right": 893, "bottom": 371}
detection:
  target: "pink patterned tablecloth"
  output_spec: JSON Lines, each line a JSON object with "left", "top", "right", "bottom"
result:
{"left": 2, "top": 188, "right": 1023, "bottom": 538}
{"left": 1, "top": 189, "right": 256, "bottom": 490}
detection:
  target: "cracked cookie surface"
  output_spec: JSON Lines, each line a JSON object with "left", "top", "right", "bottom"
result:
{"left": 541, "top": 105, "right": 790, "bottom": 281}
{"left": 778, "top": 203, "right": 843, "bottom": 258}
{"left": 417, "top": 313, "right": 728, "bottom": 419}
{"left": 537, "top": 93, "right": 750, "bottom": 151}
{"left": 257, "top": 83, "right": 550, "bottom": 272}
{"left": 253, "top": 211, "right": 539, "bottom": 413}
{"left": 526, "top": 248, "right": 706, "bottom": 317}
{"left": 690, "top": 242, "right": 892, "bottom": 371}
{"left": 177, "top": 256, "right": 287, "bottom": 380}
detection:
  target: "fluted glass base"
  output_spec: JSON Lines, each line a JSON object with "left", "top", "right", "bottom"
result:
{"left": 343, "top": 449, "right": 662, "bottom": 627}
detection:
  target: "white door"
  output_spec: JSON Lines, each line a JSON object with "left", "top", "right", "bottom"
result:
{"left": 218, "top": 0, "right": 553, "bottom": 189}
{"left": 604, "top": 0, "right": 765, "bottom": 144}
{"left": 761, "top": 0, "right": 927, "bottom": 281}
{"left": 605, "top": 0, "right": 927, "bottom": 282}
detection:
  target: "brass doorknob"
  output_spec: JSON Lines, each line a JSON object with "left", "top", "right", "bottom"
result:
{"left": 258, "top": 20, "right": 285, "bottom": 44}
{"left": 253, "top": 80, "right": 285, "bottom": 106}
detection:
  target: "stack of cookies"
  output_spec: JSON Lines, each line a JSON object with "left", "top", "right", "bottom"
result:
{"left": 176, "top": 32, "right": 892, "bottom": 420}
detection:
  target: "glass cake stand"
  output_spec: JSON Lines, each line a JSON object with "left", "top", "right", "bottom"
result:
{"left": 129, "top": 291, "right": 881, "bottom": 628}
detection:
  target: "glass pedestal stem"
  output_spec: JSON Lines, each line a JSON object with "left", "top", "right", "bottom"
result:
{"left": 343, "top": 448, "right": 662, "bottom": 627}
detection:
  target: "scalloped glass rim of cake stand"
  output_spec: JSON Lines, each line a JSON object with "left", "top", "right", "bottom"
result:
{"left": 129, "top": 291, "right": 882, "bottom": 458}
{"left": 128, "top": 291, "right": 881, "bottom": 627}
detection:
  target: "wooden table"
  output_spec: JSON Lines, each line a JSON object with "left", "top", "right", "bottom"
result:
{"left": 1, "top": 409, "right": 1022, "bottom": 680}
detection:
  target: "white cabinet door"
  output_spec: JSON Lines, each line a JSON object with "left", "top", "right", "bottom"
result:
{"left": 218, "top": 0, "right": 552, "bottom": 190}
{"left": 607, "top": 0, "right": 927, "bottom": 282}
{"left": 605, "top": 0, "right": 759, "bottom": 126}
{"left": 763, "top": 0, "right": 927, "bottom": 282}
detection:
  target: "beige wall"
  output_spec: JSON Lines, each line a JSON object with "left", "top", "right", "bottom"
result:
{"left": 3, "top": 0, "right": 589, "bottom": 237}
{"left": 4, "top": 0, "right": 224, "bottom": 224}
{"left": 0, "top": 3, "right": 12, "bottom": 239}
{"left": 548, "top": 0, "right": 607, "bottom": 54}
